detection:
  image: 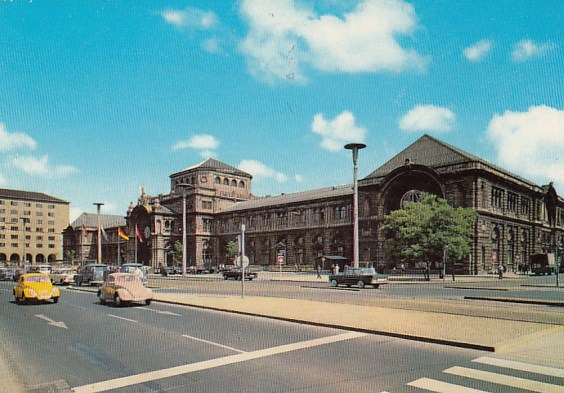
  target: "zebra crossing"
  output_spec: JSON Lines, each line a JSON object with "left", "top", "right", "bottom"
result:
{"left": 405, "top": 356, "right": 564, "bottom": 393}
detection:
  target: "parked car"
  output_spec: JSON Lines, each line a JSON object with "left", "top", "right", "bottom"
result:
{"left": 328, "top": 267, "right": 388, "bottom": 288}
{"left": 222, "top": 268, "right": 258, "bottom": 281}
{"left": 97, "top": 273, "right": 153, "bottom": 307}
{"left": 119, "top": 263, "right": 149, "bottom": 284}
{"left": 0, "top": 267, "right": 16, "bottom": 281}
{"left": 74, "top": 263, "right": 109, "bottom": 286}
{"left": 49, "top": 268, "right": 77, "bottom": 285}
{"left": 13, "top": 273, "right": 60, "bottom": 304}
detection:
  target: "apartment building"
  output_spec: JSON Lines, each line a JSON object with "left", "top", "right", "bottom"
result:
{"left": 0, "top": 188, "right": 69, "bottom": 266}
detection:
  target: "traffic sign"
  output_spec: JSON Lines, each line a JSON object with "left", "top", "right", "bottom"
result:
{"left": 234, "top": 255, "right": 249, "bottom": 268}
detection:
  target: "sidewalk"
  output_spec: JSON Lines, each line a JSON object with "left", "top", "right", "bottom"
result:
{"left": 152, "top": 292, "right": 561, "bottom": 356}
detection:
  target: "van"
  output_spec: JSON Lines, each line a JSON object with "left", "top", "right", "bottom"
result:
{"left": 530, "top": 253, "right": 556, "bottom": 275}
{"left": 74, "top": 263, "right": 109, "bottom": 286}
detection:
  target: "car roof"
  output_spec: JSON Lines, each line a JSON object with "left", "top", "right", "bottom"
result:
{"left": 109, "top": 272, "right": 137, "bottom": 278}
{"left": 22, "top": 272, "right": 49, "bottom": 277}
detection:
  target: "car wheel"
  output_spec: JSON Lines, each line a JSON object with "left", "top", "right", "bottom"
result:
{"left": 373, "top": 284, "right": 380, "bottom": 289}
{"left": 330, "top": 279, "right": 338, "bottom": 287}
{"left": 14, "top": 293, "right": 20, "bottom": 304}
{"left": 357, "top": 280, "right": 365, "bottom": 289}
{"left": 114, "top": 295, "right": 122, "bottom": 307}
{"left": 145, "top": 299, "right": 151, "bottom": 306}
{"left": 53, "top": 297, "right": 59, "bottom": 304}
{"left": 224, "top": 276, "right": 228, "bottom": 280}
{"left": 100, "top": 297, "right": 106, "bottom": 305}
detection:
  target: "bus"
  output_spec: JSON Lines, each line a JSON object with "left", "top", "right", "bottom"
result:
{"left": 530, "top": 253, "right": 556, "bottom": 275}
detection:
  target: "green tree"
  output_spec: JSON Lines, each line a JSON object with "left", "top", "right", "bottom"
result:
{"left": 167, "top": 240, "right": 183, "bottom": 266}
{"left": 380, "top": 193, "right": 477, "bottom": 269}
{"left": 225, "top": 240, "right": 238, "bottom": 261}
{"left": 64, "top": 249, "right": 75, "bottom": 262}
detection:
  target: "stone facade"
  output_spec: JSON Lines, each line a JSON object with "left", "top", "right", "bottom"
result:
{"left": 64, "top": 135, "right": 564, "bottom": 274}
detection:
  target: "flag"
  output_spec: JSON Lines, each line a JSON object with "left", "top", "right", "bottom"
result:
{"left": 135, "top": 225, "right": 143, "bottom": 243}
{"left": 101, "top": 225, "right": 108, "bottom": 241}
{"left": 82, "top": 224, "right": 89, "bottom": 238}
{"left": 118, "top": 227, "right": 129, "bottom": 241}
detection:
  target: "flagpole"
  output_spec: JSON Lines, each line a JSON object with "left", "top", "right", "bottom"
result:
{"left": 117, "top": 228, "right": 120, "bottom": 266}
{"left": 135, "top": 225, "right": 138, "bottom": 263}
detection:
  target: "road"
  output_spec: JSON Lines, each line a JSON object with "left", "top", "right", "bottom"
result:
{"left": 0, "top": 278, "right": 562, "bottom": 392}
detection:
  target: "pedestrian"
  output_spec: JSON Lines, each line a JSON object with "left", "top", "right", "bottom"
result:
{"left": 497, "top": 263, "right": 503, "bottom": 279}
{"left": 317, "top": 264, "right": 322, "bottom": 279}
{"left": 335, "top": 264, "right": 340, "bottom": 275}
{"left": 400, "top": 263, "right": 405, "bottom": 275}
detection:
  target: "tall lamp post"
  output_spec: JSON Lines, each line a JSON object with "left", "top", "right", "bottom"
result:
{"left": 20, "top": 217, "right": 27, "bottom": 268}
{"left": 177, "top": 184, "right": 194, "bottom": 277}
{"left": 345, "top": 143, "right": 366, "bottom": 268}
{"left": 93, "top": 203, "right": 104, "bottom": 263}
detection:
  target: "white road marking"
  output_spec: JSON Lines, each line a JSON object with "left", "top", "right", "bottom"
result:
{"left": 472, "top": 356, "right": 564, "bottom": 378}
{"left": 35, "top": 314, "right": 68, "bottom": 329}
{"left": 181, "top": 334, "right": 246, "bottom": 354}
{"left": 138, "top": 308, "right": 180, "bottom": 316}
{"left": 407, "top": 377, "right": 488, "bottom": 392}
{"left": 107, "top": 314, "right": 138, "bottom": 323}
{"left": 445, "top": 366, "right": 564, "bottom": 393}
{"left": 72, "top": 331, "right": 366, "bottom": 393}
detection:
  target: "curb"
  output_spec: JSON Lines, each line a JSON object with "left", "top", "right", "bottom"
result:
{"left": 464, "top": 296, "right": 564, "bottom": 307}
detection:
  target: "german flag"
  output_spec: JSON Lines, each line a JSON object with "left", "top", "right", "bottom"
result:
{"left": 118, "top": 227, "right": 130, "bottom": 241}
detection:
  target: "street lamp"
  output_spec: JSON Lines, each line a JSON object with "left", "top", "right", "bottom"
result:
{"left": 345, "top": 143, "right": 366, "bottom": 268}
{"left": 20, "top": 217, "right": 27, "bottom": 268}
{"left": 93, "top": 203, "right": 104, "bottom": 263}
{"left": 177, "top": 183, "right": 195, "bottom": 277}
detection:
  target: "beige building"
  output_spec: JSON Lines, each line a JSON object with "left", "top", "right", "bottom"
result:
{"left": 0, "top": 188, "right": 69, "bottom": 266}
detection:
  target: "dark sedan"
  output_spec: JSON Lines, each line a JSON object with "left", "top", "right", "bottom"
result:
{"left": 222, "top": 268, "right": 258, "bottom": 281}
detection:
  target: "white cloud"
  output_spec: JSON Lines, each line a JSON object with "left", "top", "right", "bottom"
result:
{"left": 295, "top": 174, "right": 304, "bottom": 183}
{"left": 511, "top": 39, "right": 555, "bottom": 62}
{"left": 173, "top": 134, "right": 220, "bottom": 152}
{"left": 311, "top": 111, "right": 367, "bottom": 152}
{"left": 161, "top": 7, "right": 218, "bottom": 30}
{"left": 399, "top": 105, "right": 455, "bottom": 133}
{"left": 238, "top": 160, "right": 288, "bottom": 183}
{"left": 239, "top": 0, "right": 426, "bottom": 83}
{"left": 10, "top": 154, "right": 78, "bottom": 177}
{"left": 463, "top": 39, "right": 492, "bottom": 62}
{"left": 0, "top": 122, "right": 37, "bottom": 152}
{"left": 486, "top": 105, "right": 564, "bottom": 190}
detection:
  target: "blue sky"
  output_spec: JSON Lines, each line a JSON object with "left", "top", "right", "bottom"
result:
{"left": 1, "top": 0, "right": 563, "bottom": 222}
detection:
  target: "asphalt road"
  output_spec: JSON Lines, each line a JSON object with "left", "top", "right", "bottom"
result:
{"left": 3, "top": 282, "right": 563, "bottom": 392}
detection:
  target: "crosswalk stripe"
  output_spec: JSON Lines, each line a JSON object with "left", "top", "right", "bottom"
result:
{"left": 407, "top": 377, "right": 489, "bottom": 393}
{"left": 444, "top": 366, "right": 564, "bottom": 393}
{"left": 472, "top": 356, "right": 564, "bottom": 378}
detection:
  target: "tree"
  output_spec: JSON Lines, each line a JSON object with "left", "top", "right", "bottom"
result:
{"left": 64, "top": 249, "right": 75, "bottom": 263}
{"left": 167, "top": 240, "right": 183, "bottom": 266}
{"left": 380, "top": 193, "right": 477, "bottom": 270}
{"left": 225, "top": 240, "right": 238, "bottom": 261}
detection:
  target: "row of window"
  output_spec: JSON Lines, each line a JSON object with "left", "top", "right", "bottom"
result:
{"left": 0, "top": 234, "right": 56, "bottom": 241}
{"left": 0, "top": 243, "right": 56, "bottom": 248}
{"left": 173, "top": 176, "right": 247, "bottom": 189}
{"left": 0, "top": 210, "right": 56, "bottom": 217}
{"left": 0, "top": 200, "right": 56, "bottom": 209}
{"left": 0, "top": 225, "right": 55, "bottom": 233}
{"left": 216, "top": 206, "right": 349, "bottom": 232}
{"left": 0, "top": 218, "right": 56, "bottom": 226}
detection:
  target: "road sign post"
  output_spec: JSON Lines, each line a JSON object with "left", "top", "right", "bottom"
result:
{"left": 240, "top": 224, "right": 245, "bottom": 298}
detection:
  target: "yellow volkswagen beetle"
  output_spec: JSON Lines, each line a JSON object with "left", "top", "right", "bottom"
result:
{"left": 13, "top": 273, "right": 60, "bottom": 304}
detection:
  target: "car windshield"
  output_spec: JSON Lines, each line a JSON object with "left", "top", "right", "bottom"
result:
{"left": 25, "top": 275, "right": 50, "bottom": 283}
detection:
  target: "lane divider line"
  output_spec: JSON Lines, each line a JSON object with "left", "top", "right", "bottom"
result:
{"left": 72, "top": 331, "right": 366, "bottom": 393}
{"left": 107, "top": 314, "right": 138, "bottom": 323}
{"left": 181, "top": 334, "right": 246, "bottom": 354}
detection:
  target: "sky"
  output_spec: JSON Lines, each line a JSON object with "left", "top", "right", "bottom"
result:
{"left": 0, "top": 0, "right": 563, "bottom": 223}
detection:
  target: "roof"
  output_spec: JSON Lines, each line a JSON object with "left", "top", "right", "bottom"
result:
{"left": 220, "top": 184, "right": 353, "bottom": 213}
{"left": 70, "top": 212, "right": 126, "bottom": 229}
{"left": 0, "top": 188, "right": 68, "bottom": 204}
{"left": 363, "top": 134, "right": 536, "bottom": 187}
{"left": 171, "top": 158, "right": 252, "bottom": 179}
